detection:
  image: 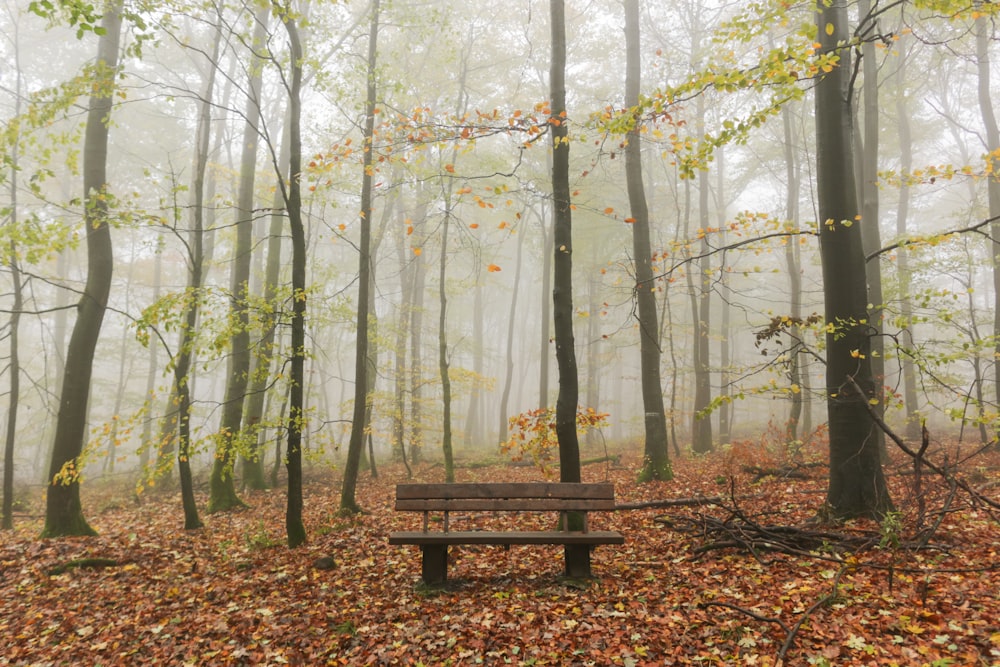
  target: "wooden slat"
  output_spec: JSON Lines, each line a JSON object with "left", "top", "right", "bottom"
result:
{"left": 395, "top": 497, "right": 615, "bottom": 512}
{"left": 395, "top": 482, "right": 614, "bottom": 501}
{"left": 388, "top": 530, "right": 625, "bottom": 546}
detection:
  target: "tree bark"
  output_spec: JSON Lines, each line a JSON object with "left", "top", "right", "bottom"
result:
{"left": 814, "top": 0, "right": 892, "bottom": 519}
{"left": 282, "top": 11, "right": 307, "bottom": 547}
{"left": 856, "top": 0, "right": 886, "bottom": 458}
{"left": 975, "top": 17, "right": 1000, "bottom": 422}
{"left": 625, "top": 0, "right": 671, "bottom": 482}
{"left": 894, "top": 35, "right": 920, "bottom": 440}
{"left": 550, "top": 0, "right": 588, "bottom": 577}
{"left": 210, "top": 5, "right": 270, "bottom": 513}
{"left": 341, "top": 0, "right": 381, "bottom": 512}
{"left": 782, "top": 103, "right": 804, "bottom": 444}
{"left": 42, "top": 5, "right": 123, "bottom": 538}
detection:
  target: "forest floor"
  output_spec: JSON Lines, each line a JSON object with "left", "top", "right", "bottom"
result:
{"left": 1, "top": 438, "right": 999, "bottom": 666}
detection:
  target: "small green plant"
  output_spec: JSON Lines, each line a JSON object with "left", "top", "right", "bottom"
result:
{"left": 333, "top": 620, "right": 357, "bottom": 636}
{"left": 879, "top": 510, "right": 904, "bottom": 549}
{"left": 244, "top": 521, "right": 279, "bottom": 551}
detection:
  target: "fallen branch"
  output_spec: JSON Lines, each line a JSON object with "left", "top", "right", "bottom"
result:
{"left": 845, "top": 374, "right": 1000, "bottom": 513}
{"left": 776, "top": 565, "right": 847, "bottom": 666}
{"left": 616, "top": 496, "right": 724, "bottom": 510}
{"left": 47, "top": 558, "right": 120, "bottom": 576}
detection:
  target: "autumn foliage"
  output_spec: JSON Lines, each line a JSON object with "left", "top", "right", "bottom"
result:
{"left": 1, "top": 443, "right": 998, "bottom": 665}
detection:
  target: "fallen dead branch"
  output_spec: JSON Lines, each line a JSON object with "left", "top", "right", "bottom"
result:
{"left": 47, "top": 557, "right": 120, "bottom": 576}
{"left": 845, "top": 374, "right": 1000, "bottom": 516}
{"left": 615, "top": 496, "right": 724, "bottom": 510}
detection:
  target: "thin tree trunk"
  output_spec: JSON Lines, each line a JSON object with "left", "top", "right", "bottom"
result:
{"left": 782, "top": 103, "right": 804, "bottom": 444}
{"left": 241, "top": 110, "right": 290, "bottom": 491}
{"left": 715, "top": 147, "right": 731, "bottom": 445}
{"left": 538, "top": 201, "right": 553, "bottom": 408}
{"left": 3, "top": 38, "right": 24, "bottom": 529}
{"left": 625, "top": 0, "right": 671, "bottom": 481}
{"left": 409, "top": 198, "right": 428, "bottom": 465}
{"left": 975, "top": 17, "right": 1000, "bottom": 420}
{"left": 895, "top": 35, "right": 920, "bottom": 440}
{"left": 340, "top": 0, "right": 380, "bottom": 512}
{"left": 691, "top": 96, "right": 714, "bottom": 454}
{"left": 42, "top": 5, "right": 123, "bottom": 538}
{"left": 498, "top": 212, "right": 527, "bottom": 445}
{"left": 210, "top": 6, "right": 270, "bottom": 513}
{"left": 550, "top": 0, "right": 588, "bottom": 578}
{"left": 282, "top": 12, "right": 307, "bottom": 547}
{"left": 857, "top": 0, "right": 886, "bottom": 458}
{"left": 464, "top": 283, "right": 484, "bottom": 448}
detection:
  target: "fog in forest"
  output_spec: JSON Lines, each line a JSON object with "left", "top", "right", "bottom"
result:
{"left": 2, "top": 0, "right": 998, "bottom": 503}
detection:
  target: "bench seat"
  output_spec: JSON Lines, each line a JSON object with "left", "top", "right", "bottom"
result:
{"left": 388, "top": 529, "right": 625, "bottom": 546}
{"left": 389, "top": 482, "right": 623, "bottom": 585}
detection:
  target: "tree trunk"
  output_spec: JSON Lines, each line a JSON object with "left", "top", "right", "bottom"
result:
{"left": 894, "top": 36, "right": 920, "bottom": 440}
{"left": 691, "top": 96, "right": 714, "bottom": 454}
{"left": 3, "top": 41, "right": 24, "bottom": 530}
{"left": 241, "top": 110, "right": 291, "bottom": 491}
{"left": 814, "top": 0, "right": 891, "bottom": 519}
{"left": 3, "top": 241, "right": 21, "bottom": 530}
{"left": 625, "top": 0, "right": 671, "bottom": 482}
{"left": 42, "top": 5, "right": 123, "bottom": 538}
{"left": 550, "top": 0, "right": 588, "bottom": 578}
{"left": 716, "top": 148, "right": 731, "bottom": 445}
{"left": 498, "top": 213, "right": 527, "bottom": 445}
{"left": 975, "top": 17, "right": 1000, "bottom": 421}
{"left": 782, "top": 103, "right": 804, "bottom": 444}
{"left": 539, "top": 201, "right": 553, "bottom": 408}
{"left": 856, "top": 0, "right": 886, "bottom": 458}
{"left": 282, "top": 13, "right": 307, "bottom": 548}
{"left": 210, "top": 6, "right": 270, "bottom": 513}
{"left": 173, "top": 11, "right": 224, "bottom": 531}
{"left": 409, "top": 198, "right": 428, "bottom": 465}
{"left": 340, "top": 0, "right": 380, "bottom": 512}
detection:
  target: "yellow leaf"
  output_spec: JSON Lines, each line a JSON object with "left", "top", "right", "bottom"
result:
{"left": 412, "top": 247, "right": 422, "bottom": 256}
{"left": 825, "top": 22, "right": 834, "bottom": 36}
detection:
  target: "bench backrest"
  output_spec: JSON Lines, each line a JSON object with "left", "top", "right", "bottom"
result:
{"left": 395, "top": 482, "right": 615, "bottom": 512}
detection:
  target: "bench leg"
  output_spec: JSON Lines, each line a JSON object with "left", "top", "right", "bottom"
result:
{"left": 420, "top": 545, "right": 448, "bottom": 586}
{"left": 564, "top": 544, "right": 592, "bottom": 579}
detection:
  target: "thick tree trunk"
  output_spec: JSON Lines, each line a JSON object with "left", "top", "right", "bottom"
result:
{"left": 814, "top": 0, "right": 891, "bottom": 519}
{"left": 42, "top": 6, "right": 123, "bottom": 538}
{"left": 625, "top": 0, "right": 671, "bottom": 482}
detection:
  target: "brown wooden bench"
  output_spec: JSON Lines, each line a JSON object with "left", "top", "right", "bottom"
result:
{"left": 388, "top": 482, "right": 624, "bottom": 585}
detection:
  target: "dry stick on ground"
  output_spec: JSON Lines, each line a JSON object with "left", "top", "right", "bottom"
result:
{"left": 844, "top": 374, "right": 1000, "bottom": 515}
{"left": 615, "top": 496, "right": 724, "bottom": 510}
{"left": 698, "top": 565, "right": 848, "bottom": 667}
